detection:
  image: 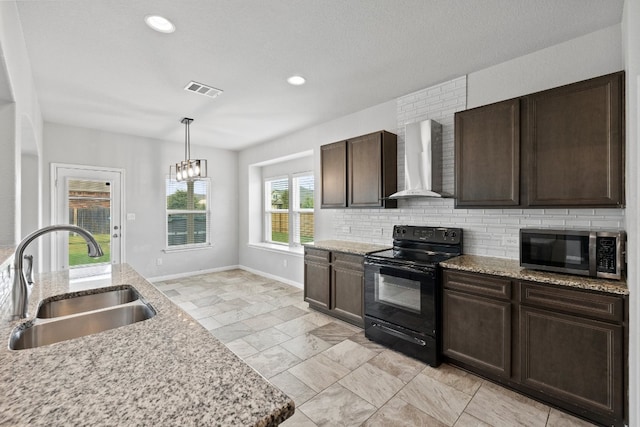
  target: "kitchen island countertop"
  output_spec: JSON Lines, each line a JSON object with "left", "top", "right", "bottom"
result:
{"left": 441, "top": 254, "right": 628, "bottom": 295}
{"left": 0, "top": 264, "right": 294, "bottom": 426}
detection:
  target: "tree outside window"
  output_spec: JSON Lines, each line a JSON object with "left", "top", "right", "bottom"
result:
{"left": 166, "top": 179, "right": 210, "bottom": 247}
{"left": 265, "top": 173, "right": 314, "bottom": 246}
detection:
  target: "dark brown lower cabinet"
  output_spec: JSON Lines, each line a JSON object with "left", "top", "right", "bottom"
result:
{"left": 443, "top": 289, "right": 511, "bottom": 378}
{"left": 303, "top": 248, "right": 330, "bottom": 310}
{"left": 442, "top": 269, "right": 627, "bottom": 427}
{"left": 304, "top": 247, "right": 364, "bottom": 327}
{"left": 520, "top": 306, "right": 623, "bottom": 421}
{"left": 331, "top": 253, "right": 364, "bottom": 326}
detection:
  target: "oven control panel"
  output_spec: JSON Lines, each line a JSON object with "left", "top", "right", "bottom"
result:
{"left": 392, "top": 225, "right": 462, "bottom": 244}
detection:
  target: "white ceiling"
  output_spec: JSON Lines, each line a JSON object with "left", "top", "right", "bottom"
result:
{"left": 15, "top": 0, "right": 624, "bottom": 151}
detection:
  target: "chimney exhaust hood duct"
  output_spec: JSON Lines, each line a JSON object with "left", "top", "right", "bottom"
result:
{"left": 389, "top": 119, "right": 450, "bottom": 199}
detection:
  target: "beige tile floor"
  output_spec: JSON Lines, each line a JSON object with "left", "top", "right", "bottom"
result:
{"left": 153, "top": 269, "right": 597, "bottom": 427}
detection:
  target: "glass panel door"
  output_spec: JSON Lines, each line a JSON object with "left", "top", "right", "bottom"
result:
{"left": 67, "top": 179, "right": 111, "bottom": 267}
{"left": 53, "top": 165, "right": 122, "bottom": 271}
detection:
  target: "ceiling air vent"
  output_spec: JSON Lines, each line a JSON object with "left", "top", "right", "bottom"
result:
{"left": 184, "top": 81, "right": 223, "bottom": 98}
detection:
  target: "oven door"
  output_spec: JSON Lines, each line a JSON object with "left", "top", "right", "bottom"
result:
{"left": 364, "top": 259, "right": 438, "bottom": 335}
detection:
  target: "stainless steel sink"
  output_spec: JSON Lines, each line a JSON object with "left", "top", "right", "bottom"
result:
{"left": 9, "top": 285, "right": 156, "bottom": 351}
{"left": 36, "top": 286, "right": 140, "bottom": 318}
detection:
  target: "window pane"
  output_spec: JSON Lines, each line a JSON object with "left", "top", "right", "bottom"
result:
{"left": 269, "top": 178, "right": 289, "bottom": 210}
{"left": 167, "top": 181, "right": 207, "bottom": 210}
{"left": 167, "top": 213, "right": 208, "bottom": 246}
{"left": 299, "top": 212, "right": 314, "bottom": 243}
{"left": 270, "top": 212, "right": 289, "bottom": 243}
{"left": 67, "top": 179, "right": 111, "bottom": 267}
{"left": 297, "top": 175, "right": 314, "bottom": 209}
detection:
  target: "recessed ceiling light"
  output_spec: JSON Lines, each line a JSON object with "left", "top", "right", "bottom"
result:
{"left": 145, "top": 15, "right": 175, "bottom": 33}
{"left": 287, "top": 75, "right": 306, "bottom": 86}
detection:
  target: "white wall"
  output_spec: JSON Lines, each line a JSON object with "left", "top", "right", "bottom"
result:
{"left": 0, "top": 1, "right": 44, "bottom": 246}
{"left": 467, "top": 24, "right": 623, "bottom": 109}
{"left": 42, "top": 122, "right": 239, "bottom": 279}
{"left": 622, "top": 0, "right": 639, "bottom": 424}
{"left": 239, "top": 101, "right": 397, "bottom": 285}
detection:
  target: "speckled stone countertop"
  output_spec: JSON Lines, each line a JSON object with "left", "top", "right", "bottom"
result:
{"left": 0, "top": 246, "right": 14, "bottom": 266}
{"left": 0, "top": 264, "right": 294, "bottom": 426}
{"left": 305, "top": 240, "right": 390, "bottom": 255}
{"left": 441, "top": 255, "right": 628, "bottom": 296}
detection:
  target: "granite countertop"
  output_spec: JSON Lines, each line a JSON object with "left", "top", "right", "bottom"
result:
{"left": 0, "top": 264, "right": 294, "bottom": 426}
{"left": 305, "top": 240, "right": 390, "bottom": 255}
{"left": 441, "top": 255, "right": 628, "bottom": 296}
{"left": 0, "top": 246, "right": 14, "bottom": 267}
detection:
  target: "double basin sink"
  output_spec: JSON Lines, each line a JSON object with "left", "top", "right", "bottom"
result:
{"left": 9, "top": 285, "right": 156, "bottom": 350}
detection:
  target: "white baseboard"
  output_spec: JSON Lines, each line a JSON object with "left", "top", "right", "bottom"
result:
{"left": 146, "top": 265, "right": 240, "bottom": 283}
{"left": 238, "top": 265, "right": 303, "bottom": 289}
{"left": 147, "top": 264, "right": 303, "bottom": 289}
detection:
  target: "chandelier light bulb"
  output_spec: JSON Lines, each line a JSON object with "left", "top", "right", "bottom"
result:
{"left": 171, "top": 117, "right": 207, "bottom": 182}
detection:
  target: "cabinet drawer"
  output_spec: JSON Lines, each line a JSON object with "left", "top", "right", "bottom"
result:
{"left": 519, "top": 282, "right": 623, "bottom": 323}
{"left": 443, "top": 270, "right": 511, "bottom": 300}
{"left": 305, "top": 248, "right": 330, "bottom": 263}
{"left": 332, "top": 252, "right": 364, "bottom": 270}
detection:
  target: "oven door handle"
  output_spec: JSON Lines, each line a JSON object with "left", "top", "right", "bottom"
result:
{"left": 371, "top": 322, "right": 427, "bottom": 346}
{"left": 365, "top": 261, "right": 435, "bottom": 275}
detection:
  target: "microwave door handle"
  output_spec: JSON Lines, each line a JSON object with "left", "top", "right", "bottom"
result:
{"left": 589, "top": 232, "right": 597, "bottom": 277}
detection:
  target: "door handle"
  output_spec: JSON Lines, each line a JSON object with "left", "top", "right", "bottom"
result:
{"left": 112, "top": 234, "right": 119, "bottom": 238}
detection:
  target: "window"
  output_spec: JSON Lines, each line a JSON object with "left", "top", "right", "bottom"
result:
{"left": 166, "top": 179, "right": 210, "bottom": 248}
{"left": 264, "top": 173, "right": 314, "bottom": 246}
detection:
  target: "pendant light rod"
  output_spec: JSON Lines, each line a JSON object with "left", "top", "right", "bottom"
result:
{"left": 181, "top": 117, "right": 193, "bottom": 161}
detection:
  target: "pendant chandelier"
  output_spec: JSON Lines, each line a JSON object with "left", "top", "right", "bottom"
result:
{"left": 170, "top": 117, "right": 207, "bottom": 182}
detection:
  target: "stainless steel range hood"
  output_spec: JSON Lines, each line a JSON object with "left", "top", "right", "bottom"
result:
{"left": 389, "top": 119, "right": 449, "bottom": 199}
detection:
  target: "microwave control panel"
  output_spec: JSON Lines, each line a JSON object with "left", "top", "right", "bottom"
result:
{"left": 596, "top": 236, "right": 618, "bottom": 274}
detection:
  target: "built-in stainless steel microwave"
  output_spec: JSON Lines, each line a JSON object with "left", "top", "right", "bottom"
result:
{"left": 520, "top": 229, "right": 626, "bottom": 280}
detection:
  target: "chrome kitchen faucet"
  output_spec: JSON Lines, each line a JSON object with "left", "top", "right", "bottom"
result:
{"left": 10, "top": 225, "right": 104, "bottom": 320}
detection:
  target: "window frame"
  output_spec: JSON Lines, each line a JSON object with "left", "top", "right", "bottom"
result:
{"left": 165, "top": 177, "right": 212, "bottom": 251}
{"left": 264, "top": 172, "right": 314, "bottom": 247}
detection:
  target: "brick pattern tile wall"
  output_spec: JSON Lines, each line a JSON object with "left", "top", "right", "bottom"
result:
{"left": 331, "top": 76, "right": 626, "bottom": 259}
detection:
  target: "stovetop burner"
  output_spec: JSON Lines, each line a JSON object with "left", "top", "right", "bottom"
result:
{"left": 366, "top": 225, "right": 463, "bottom": 267}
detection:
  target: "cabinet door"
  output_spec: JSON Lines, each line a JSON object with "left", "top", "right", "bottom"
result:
{"left": 526, "top": 72, "right": 624, "bottom": 207}
{"left": 331, "top": 253, "right": 364, "bottom": 326}
{"left": 455, "top": 98, "right": 520, "bottom": 207}
{"left": 520, "top": 306, "right": 623, "bottom": 420}
{"left": 304, "top": 250, "right": 331, "bottom": 310}
{"left": 443, "top": 289, "right": 511, "bottom": 378}
{"left": 321, "top": 141, "right": 347, "bottom": 208}
{"left": 348, "top": 133, "right": 383, "bottom": 207}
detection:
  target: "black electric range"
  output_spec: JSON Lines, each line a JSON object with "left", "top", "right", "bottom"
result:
{"left": 363, "top": 225, "right": 463, "bottom": 366}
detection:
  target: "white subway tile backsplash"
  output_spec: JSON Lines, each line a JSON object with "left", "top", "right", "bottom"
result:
{"left": 329, "top": 75, "right": 626, "bottom": 260}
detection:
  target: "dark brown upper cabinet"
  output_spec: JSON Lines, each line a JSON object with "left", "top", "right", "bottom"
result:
{"left": 321, "top": 131, "right": 397, "bottom": 209}
{"left": 454, "top": 71, "right": 624, "bottom": 208}
{"left": 320, "top": 141, "right": 347, "bottom": 208}
{"left": 455, "top": 98, "right": 520, "bottom": 207}
{"left": 526, "top": 72, "right": 624, "bottom": 206}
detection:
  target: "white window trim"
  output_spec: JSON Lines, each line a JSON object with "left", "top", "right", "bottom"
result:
{"left": 165, "top": 177, "right": 212, "bottom": 251}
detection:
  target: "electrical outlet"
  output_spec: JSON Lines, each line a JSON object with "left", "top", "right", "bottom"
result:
{"left": 342, "top": 226, "right": 351, "bottom": 233}
{"left": 283, "top": 259, "right": 288, "bottom": 268}
{"left": 127, "top": 213, "right": 136, "bottom": 221}
{"left": 502, "top": 236, "right": 519, "bottom": 246}
{"left": 156, "top": 258, "right": 163, "bottom": 266}
{"left": 373, "top": 228, "right": 383, "bottom": 236}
